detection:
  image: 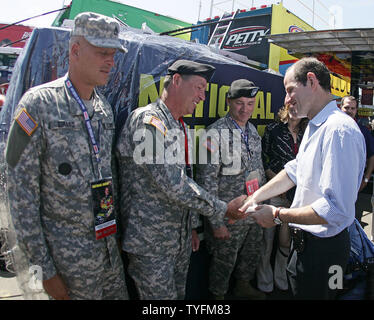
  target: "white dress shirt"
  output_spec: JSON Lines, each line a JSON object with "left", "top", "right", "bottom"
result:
{"left": 285, "top": 100, "right": 366, "bottom": 237}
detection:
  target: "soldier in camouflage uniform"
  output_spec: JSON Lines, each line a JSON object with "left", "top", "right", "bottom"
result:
{"left": 195, "top": 79, "right": 266, "bottom": 300}
{"left": 116, "top": 60, "right": 248, "bottom": 300}
{"left": 5, "top": 12, "right": 128, "bottom": 300}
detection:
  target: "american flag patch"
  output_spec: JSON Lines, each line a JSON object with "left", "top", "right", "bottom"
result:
{"left": 148, "top": 116, "right": 167, "bottom": 136}
{"left": 15, "top": 108, "right": 38, "bottom": 136}
{"left": 203, "top": 137, "right": 218, "bottom": 153}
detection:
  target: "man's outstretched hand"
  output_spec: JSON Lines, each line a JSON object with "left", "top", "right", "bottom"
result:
{"left": 239, "top": 195, "right": 258, "bottom": 214}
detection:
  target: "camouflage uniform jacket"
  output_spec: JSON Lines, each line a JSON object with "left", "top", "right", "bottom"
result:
{"left": 116, "top": 99, "right": 227, "bottom": 256}
{"left": 195, "top": 113, "right": 266, "bottom": 229}
{"left": 5, "top": 75, "right": 122, "bottom": 281}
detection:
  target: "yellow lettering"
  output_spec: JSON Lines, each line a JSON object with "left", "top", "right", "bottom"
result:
{"left": 209, "top": 83, "right": 218, "bottom": 118}
{"left": 330, "top": 74, "right": 351, "bottom": 97}
{"left": 92, "top": 183, "right": 104, "bottom": 188}
{"left": 194, "top": 84, "right": 208, "bottom": 118}
{"left": 138, "top": 74, "right": 159, "bottom": 107}
{"left": 194, "top": 125, "right": 206, "bottom": 133}
{"left": 335, "top": 78, "right": 340, "bottom": 91}
{"left": 218, "top": 85, "right": 230, "bottom": 117}
{"left": 265, "top": 92, "right": 274, "bottom": 120}
{"left": 257, "top": 125, "right": 267, "bottom": 137}
{"left": 340, "top": 80, "right": 346, "bottom": 93}
{"left": 195, "top": 101, "right": 204, "bottom": 118}
{"left": 159, "top": 77, "right": 165, "bottom": 96}
{"left": 252, "top": 91, "right": 265, "bottom": 119}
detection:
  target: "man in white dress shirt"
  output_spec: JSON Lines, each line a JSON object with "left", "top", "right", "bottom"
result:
{"left": 240, "top": 57, "right": 366, "bottom": 299}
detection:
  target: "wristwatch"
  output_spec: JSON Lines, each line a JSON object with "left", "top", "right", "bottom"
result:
{"left": 364, "top": 177, "right": 369, "bottom": 183}
{"left": 273, "top": 207, "right": 284, "bottom": 225}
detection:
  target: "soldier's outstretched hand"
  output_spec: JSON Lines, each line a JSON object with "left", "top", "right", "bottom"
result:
{"left": 213, "top": 225, "right": 230, "bottom": 240}
{"left": 225, "top": 195, "right": 248, "bottom": 224}
{"left": 43, "top": 274, "right": 70, "bottom": 300}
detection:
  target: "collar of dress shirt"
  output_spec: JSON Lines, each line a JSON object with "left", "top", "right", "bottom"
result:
{"left": 309, "top": 100, "right": 338, "bottom": 127}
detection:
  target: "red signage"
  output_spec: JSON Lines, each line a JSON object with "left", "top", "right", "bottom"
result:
{"left": 0, "top": 24, "right": 34, "bottom": 48}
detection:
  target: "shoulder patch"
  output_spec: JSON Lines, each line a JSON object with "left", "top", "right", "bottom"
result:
{"left": 144, "top": 115, "right": 167, "bottom": 136}
{"left": 203, "top": 136, "right": 218, "bottom": 153}
{"left": 15, "top": 108, "right": 38, "bottom": 136}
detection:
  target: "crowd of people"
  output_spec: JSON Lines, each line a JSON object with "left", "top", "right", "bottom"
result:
{"left": 3, "top": 11, "right": 372, "bottom": 300}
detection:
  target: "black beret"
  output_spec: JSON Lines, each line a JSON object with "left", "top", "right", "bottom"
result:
{"left": 227, "top": 79, "right": 259, "bottom": 99}
{"left": 167, "top": 59, "right": 216, "bottom": 82}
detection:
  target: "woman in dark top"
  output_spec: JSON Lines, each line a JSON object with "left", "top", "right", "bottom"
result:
{"left": 256, "top": 104, "right": 308, "bottom": 293}
{"left": 262, "top": 104, "right": 308, "bottom": 182}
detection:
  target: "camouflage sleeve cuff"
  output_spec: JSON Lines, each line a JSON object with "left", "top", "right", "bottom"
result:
{"left": 43, "top": 269, "right": 57, "bottom": 282}
{"left": 191, "top": 212, "right": 200, "bottom": 229}
{"left": 41, "top": 257, "right": 58, "bottom": 281}
{"left": 209, "top": 200, "right": 227, "bottom": 229}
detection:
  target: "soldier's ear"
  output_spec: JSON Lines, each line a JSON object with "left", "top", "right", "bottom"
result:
{"left": 173, "top": 73, "right": 182, "bottom": 87}
{"left": 71, "top": 42, "right": 80, "bottom": 58}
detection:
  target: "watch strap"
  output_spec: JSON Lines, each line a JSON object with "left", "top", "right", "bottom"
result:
{"left": 274, "top": 207, "right": 284, "bottom": 220}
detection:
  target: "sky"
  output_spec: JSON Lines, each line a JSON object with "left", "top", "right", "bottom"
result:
{"left": 0, "top": 0, "right": 374, "bottom": 31}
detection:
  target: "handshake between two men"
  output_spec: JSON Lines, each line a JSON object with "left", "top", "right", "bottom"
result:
{"left": 216, "top": 194, "right": 279, "bottom": 240}
{"left": 216, "top": 170, "right": 297, "bottom": 240}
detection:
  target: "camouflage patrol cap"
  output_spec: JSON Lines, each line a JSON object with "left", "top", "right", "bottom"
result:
{"left": 72, "top": 12, "right": 127, "bottom": 53}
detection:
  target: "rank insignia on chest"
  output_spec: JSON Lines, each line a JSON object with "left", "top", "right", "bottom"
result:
{"left": 145, "top": 115, "right": 167, "bottom": 136}
{"left": 15, "top": 108, "right": 38, "bottom": 136}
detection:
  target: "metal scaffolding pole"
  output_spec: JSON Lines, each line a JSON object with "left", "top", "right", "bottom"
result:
{"left": 210, "top": 0, "right": 214, "bottom": 18}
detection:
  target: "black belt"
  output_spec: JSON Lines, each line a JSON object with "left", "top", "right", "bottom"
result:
{"left": 291, "top": 227, "right": 320, "bottom": 240}
{"left": 290, "top": 227, "right": 347, "bottom": 253}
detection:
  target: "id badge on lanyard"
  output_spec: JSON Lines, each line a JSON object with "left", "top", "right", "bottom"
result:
{"left": 91, "top": 178, "right": 116, "bottom": 240}
{"left": 246, "top": 179, "right": 259, "bottom": 196}
{"left": 245, "top": 170, "right": 261, "bottom": 196}
{"left": 66, "top": 78, "right": 116, "bottom": 239}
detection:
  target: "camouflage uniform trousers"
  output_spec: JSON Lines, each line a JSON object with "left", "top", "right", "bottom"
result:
{"left": 126, "top": 245, "right": 191, "bottom": 300}
{"left": 49, "top": 236, "right": 129, "bottom": 300}
{"left": 207, "top": 223, "right": 263, "bottom": 296}
{"left": 66, "top": 260, "right": 129, "bottom": 300}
